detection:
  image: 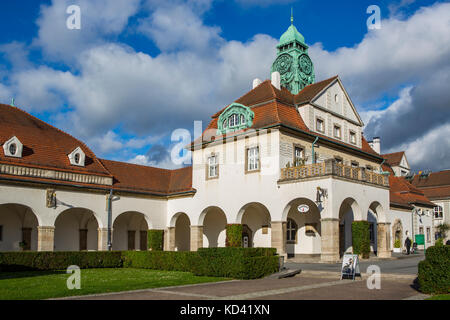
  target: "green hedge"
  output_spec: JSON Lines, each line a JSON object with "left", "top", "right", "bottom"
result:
{"left": 352, "top": 221, "right": 370, "bottom": 259}
{"left": 122, "top": 251, "right": 197, "bottom": 272}
{"left": 147, "top": 230, "right": 164, "bottom": 251}
{"left": 418, "top": 245, "right": 450, "bottom": 294}
{"left": 226, "top": 224, "right": 243, "bottom": 247}
{"left": 0, "top": 251, "right": 123, "bottom": 272}
{"left": 0, "top": 248, "right": 279, "bottom": 280}
{"left": 193, "top": 248, "right": 279, "bottom": 279}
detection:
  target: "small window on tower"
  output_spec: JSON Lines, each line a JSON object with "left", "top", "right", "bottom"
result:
{"left": 9, "top": 143, "right": 17, "bottom": 155}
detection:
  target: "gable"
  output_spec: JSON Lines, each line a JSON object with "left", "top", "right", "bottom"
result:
{"left": 311, "top": 79, "right": 363, "bottom": 125}
{"left": 399, "top": 154, "right": 410, "bottom": 169}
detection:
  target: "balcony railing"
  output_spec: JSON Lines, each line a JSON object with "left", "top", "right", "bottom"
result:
{"left": 280, "top": 159, "right": 389, "bottom": 187}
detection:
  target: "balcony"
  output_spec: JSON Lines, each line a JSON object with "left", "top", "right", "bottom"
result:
{"left": 279, "top": 159, "right": 389, "bottom": 187}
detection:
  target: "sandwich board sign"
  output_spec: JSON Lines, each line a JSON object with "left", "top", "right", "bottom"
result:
{"left": 340, "top": 254, "right": 361, "bottom": 280}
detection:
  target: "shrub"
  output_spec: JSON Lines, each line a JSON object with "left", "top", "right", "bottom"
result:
{"left": 147, "top": 230, "right": 164, "bottom": 251}
{"left": 418, "top": 245, "right": 450, "bottom": 294}
{"left": 394, "top": 240, "right": 401, "bottom": 248}
{"left": 192, "top": 247, "right": 279, "bottom": 279}
{"left": 0, "top": 251, "right": 123, "bottom": 272}
{"left": 121, "top": 251, "right": 197, "bottom": 272}
{"left": 226, "top": 224, "right": 243, "bottom": 248}
{"left": 352, "top": 221, "right": 370, "bottom": 259}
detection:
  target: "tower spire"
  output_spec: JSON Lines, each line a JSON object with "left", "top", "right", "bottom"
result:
{"left": 291, "top": 7, "right": 294, "bottom": 25}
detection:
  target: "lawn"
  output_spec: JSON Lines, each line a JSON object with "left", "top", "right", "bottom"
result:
{"left": 426, "top": 294, "right": 450, "bottom": 300}
{"left": 0, "top": 268, "right": 229, "bottom": 300}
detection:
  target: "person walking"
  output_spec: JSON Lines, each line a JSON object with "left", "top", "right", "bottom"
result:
{"left": 405, "top": 236, "right": 412, "bottom": 255}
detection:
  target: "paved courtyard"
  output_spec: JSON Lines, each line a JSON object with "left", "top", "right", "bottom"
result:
{"left": 63, "top": 254, "right": 427, "bottom": 301}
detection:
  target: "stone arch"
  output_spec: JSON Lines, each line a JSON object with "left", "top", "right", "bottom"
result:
{"left": 112, "top": 211, "right": 149, "bottom": 251}
{"left": 282, "top": 198, "right": 322, "bottom": 257}
{"left": 237, "top": 202, "right": 271, "bottom": 248}
{"left": 199, "top": 206, "right": 227, "bottom": 248}
{"left": 369, "top": 201, "right": 386, "bottom": 223}
{"left": 0, "top": 203, "right": 39, "bottom": 251}
{"left": 170, "top": 212, "right": 191, "bottom": 251}
{"left": 54, "top": 208, "right": 99, "bottom": 251}
{"left": 338, "top": 198, "right": 362, "bottom": 255}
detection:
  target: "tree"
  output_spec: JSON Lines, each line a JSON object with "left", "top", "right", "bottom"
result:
{"left": 436, "top": 223, "right": 450, "bottom": 240}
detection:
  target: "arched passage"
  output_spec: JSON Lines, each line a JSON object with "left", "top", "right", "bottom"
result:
{"left": 392, "top": 219, "right": 403, "bottom": 250}
{"left": 113, "top": 212, "right": 149, "bottom": 251}
{"left": 282, "top": 198, "right": 322, "bottom": 257}
{"left": 54, "top": 208, "right": 99, "bottom": 251}
{"left": 199, "top": 207, "right": 227, "bottom": 248}
{"left": 237, "top": 203, "right": 271, "bottom": 248}
{"left": 338, "top": 198, "right": 362, "bottom": 256}
{"left": 0, "top": 204, "right": 39, "bottom": 251}
{"left": 170, "top": 212, "right": 191, "bottom": 251}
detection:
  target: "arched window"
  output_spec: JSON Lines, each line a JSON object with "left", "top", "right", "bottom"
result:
{"left": 286, "top": 218, "right": 298, "bottom": 243}
{"left": 228, "top": 114, "right": 239, "bottom": 128}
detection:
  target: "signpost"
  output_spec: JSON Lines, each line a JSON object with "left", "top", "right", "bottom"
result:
{"left": 340, "top": 254, "right": 361, "bottom": 280}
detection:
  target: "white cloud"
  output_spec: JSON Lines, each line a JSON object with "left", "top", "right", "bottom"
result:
{"left": 309, "top": 2, "right": 450, "bottom": 103}
{"left": 234, "top": 0, "right": 295, "bottom": 7}
{"left": 34, "top": 0, "right": 140, "bottom": 63}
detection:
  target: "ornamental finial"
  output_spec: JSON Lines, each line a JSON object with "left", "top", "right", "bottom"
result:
{"left": 11, "top": 98, "right": 15, "bottom": 106}
{"left": 291, "top": 7, "right": 294, "bottom": 25}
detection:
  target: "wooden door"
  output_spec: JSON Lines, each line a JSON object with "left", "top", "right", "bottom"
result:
{"left": 79, "top": 229, "right": 88, "bottom": 251}
{"left": 128, "top": 231, "right": 136, "bottom": 250}
{"left": 22, "top": 228, "right": 32, "bottom": 251}
{"left": 140, "top": 231, "right": 148, "bottom": 251}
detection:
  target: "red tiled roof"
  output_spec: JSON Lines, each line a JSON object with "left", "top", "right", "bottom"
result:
{"left": 295, "top": 76, "right": 338, "bottom": 104}
{"left": 0, "top": 103, "right": 111, "bottom": 177}
{"left": 382, "top": 151, "right": 405, "bottom": 167}
{"left": 100, "top": 159, "right": 194, "bottom": 195}
{"left": 389, "top": 176, "right": 435, "bottom": 208}
{"left": 409, "top": 170, "right": 450, "bottom": 199}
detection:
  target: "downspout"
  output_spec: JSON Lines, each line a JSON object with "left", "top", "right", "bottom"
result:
{"left": 312, "top": 136, "right": 319, "bottom": 164}
{"left": 107, "top": 189, "right": 113, "bottom": 251}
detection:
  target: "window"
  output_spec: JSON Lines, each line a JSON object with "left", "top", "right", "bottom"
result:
{"left": 349, "top": 131, "right": 356, "bottom": 144}
{"left": 426, "top": 227, "right": 431, "bottom": 243}
{"left": 369, "top": 223, "right": 375, "bottom": 243}
{"left": 74, "top": 153, "right": 80, "bottom": 164}
{"left": 286, "top": 219, "right": 297, "bottom": 243}
{"left": 208, "top": 155, "right": 218, "bottom": 179}
{"left": 333, "top": 125, "right": 341, "bottom": 139}
{"left": 351, "top": 161, "right": 359, "bottom": 168}
{"left": 294, "top": 146, "right": 304, "bottom": 167}
{"left": 366, "top": 165, "right": 373, "bottom": 171}
{"left": 229, "top": 114, "right": 239, "bottom": 127}
{"left": 316, "top": 118, "right": 324, "bottom": 133}
{"left": 334, "top": 94, "right": 339, "bottom": 103}
{"left": 0, "top": 225, "right": 2, "bottom": 241}
{"left": 335, "top": 157, "right": 343, "bottom": 164}
{"left": 223, "top": 119, "right": 227, "bottom": 129}
{"left": 9, "top": 143, "right": 17, "bottom": 155}
{"left": 247, "top": 147, "right": 259, "bottom": 172}
{"left": 419, "top": 226, "right": 424, "bottom": 235}
{"left": 434, "top": 206, "right": 443, "bottom": 219}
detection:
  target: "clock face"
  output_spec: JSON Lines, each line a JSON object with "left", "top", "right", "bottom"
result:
{"left": 299, "top": 54, "right": 312, "bottom": 75}
{"left": 274, "top": 54, "right": 293, "bottom": 74}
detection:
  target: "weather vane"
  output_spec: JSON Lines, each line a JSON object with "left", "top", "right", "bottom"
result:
{"left": 291, "top": 7, "right": 294, "bottom": 25}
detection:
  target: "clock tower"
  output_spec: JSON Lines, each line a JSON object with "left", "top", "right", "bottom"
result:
{"left": 271, "top": 13, "right": 315, "bottom": 94}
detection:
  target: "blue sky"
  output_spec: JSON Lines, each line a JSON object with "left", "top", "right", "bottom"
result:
{"left": 0, "top": 0, "right": 449, "bottom": 171}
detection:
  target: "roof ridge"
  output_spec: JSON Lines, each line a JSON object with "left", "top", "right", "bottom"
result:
{"left": 1, "top": 103, "right": 112, "bottom": 177}
{"left": 99, "top": 158, "right": 173, "bottom": 173}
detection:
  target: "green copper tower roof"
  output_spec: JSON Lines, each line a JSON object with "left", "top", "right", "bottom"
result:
{"left": 279, "top": 24, "right": 305, "bottom": 46}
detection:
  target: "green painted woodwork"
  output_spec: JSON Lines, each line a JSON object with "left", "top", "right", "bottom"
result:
{"left": 217, "top": 103, "right": 255, "bottom": 135}
{"left": 271, "top": 19, "right": 315, "bottom": 95}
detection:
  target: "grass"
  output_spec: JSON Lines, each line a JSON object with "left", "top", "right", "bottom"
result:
{"left": 426, "top": 294, "right": 450, "bottom": 300}
{"left": 0, "top": 268, "right": 229, "bottom": 300}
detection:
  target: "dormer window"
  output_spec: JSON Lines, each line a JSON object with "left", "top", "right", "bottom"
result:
{"left": 217, "top": 103, "right": 255, "bottom": 135}
{"left": 68, "top": 147, "right": 86, "bottom": 167}
{"left": 349, "top": 131, "right": 357, "bottom": 145}
{"left": 3, "top": 136, "right": 23, "bottom": 158}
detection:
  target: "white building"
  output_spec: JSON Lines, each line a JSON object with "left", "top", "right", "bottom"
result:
{"left": 2, "top": 21, "right": 431, "bottom": 262}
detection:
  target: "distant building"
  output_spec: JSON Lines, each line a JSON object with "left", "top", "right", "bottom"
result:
{"left": 382, "top": 151, "right": 411, "bottom": 177}
{"left": 410, "top": 170, "right": 450, "bottom": 242}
